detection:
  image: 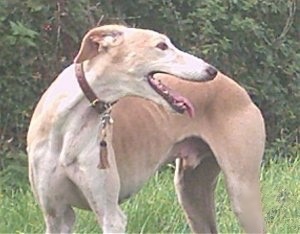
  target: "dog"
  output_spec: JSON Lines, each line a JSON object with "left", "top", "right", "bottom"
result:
{"left": 27, "top": 24, "right": 220, "bottom": 233}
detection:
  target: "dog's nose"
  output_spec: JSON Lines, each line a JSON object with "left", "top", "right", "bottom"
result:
{"left": 205, "top": 66, "right": 218, "bottom": 80}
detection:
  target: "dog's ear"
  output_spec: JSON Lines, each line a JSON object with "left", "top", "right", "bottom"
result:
{"left": 74, "top": 27, "right": 124, "bottom": 63}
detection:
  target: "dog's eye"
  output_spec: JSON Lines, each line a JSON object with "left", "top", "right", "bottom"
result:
{"left": 156, "top": 42, "right": 168, "bottom": 51}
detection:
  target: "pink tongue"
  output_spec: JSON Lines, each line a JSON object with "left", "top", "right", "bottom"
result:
{"left": 149, "top": 76, "right": 195, "bottom": 117}
{"left": 168, "top": 90, "right": 195, "bottom": 118}
{"left": 179, "top": 96, "right": 195, "bottom": 118}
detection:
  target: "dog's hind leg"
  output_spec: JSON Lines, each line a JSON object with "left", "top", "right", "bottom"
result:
{"left": 174, "top": 139, "right": 220, "bottom": 233}
{"left": 209, "top": 108, "right": 266, "bottom": 233}
{"left": 216, "top": 148, "right": 265, "bottom": 233}
{"left": 215, "top": 151, "right": 265, "bottom": 233}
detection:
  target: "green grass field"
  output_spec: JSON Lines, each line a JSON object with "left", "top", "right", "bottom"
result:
{"left": 1, "top": 158, "right": 299, "bottom": 233}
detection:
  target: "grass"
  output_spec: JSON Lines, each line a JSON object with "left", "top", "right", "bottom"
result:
{"left": 0, "top": 158, "right": 299, "bottom": 233}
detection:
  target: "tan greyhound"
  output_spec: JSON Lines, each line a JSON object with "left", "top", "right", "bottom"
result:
{"left": 27, "top": 24, "right": 265, "bottom": 233}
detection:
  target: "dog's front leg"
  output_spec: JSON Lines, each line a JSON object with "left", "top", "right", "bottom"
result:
{"left": 65, "top": 136, "right": 126, "bottom": 233}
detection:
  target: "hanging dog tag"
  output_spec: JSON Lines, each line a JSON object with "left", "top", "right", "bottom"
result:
{"left": 97, "top": 111, "right": 114, "bottom": 169}
{"left": 98, "top": 139, "right": 109, "bottom": 169}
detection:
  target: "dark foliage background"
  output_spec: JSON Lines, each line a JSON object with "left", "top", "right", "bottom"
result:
{"left": 0, "top": 0, "right": 299, "bottom": 192}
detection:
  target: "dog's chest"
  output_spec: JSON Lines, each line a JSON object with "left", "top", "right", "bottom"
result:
{"left": 57, "top": 111, "right": 102, "bottom": 164}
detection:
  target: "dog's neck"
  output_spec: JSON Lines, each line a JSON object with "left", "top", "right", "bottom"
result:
{"left": 82, "top": 60, "right": 133, "bottom": 104}
{"left": 75, "top": 63, "right": 116, "bottom": 114}
{"left": 47, "top": 63, "right": 136, "bottom": 129}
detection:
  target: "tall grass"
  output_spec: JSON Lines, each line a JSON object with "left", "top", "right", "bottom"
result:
{"left": 0, "top": 158, "right": 299, "bottom": 233}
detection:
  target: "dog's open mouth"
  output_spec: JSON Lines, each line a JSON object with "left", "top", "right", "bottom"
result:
{"left": 147, "top": 72, "right": 195, "bottom": 117}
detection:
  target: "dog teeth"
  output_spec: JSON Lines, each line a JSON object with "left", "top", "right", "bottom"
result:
{"left": 149, "top": 76, "right": 189, "bottom": 112}
{"left": 173, "top": 101, "right": 186, "bottom": 109}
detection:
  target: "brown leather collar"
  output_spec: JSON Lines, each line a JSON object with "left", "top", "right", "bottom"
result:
{"left": 75, "top": 63, "right": 115, "bottom": 114}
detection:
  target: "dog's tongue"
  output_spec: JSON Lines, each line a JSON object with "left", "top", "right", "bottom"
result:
{"left": 148, "top": 76, "right": 195, "bottom": 117}
{"left": 167, "top": 88, "right": 195, "bottom": 118}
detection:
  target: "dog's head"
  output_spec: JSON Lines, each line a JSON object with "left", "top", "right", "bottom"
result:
{"left": 74, "top": 25, "right": 217, "bottom": 117}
